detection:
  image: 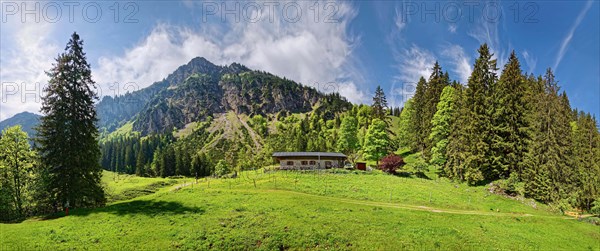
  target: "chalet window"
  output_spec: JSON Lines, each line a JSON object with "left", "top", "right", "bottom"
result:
{"left": 309, "top": 160, "right": 316, "bottom": 165}
{"left": 301, "top": 161, "right": 308, "bottom": 165}
{"left": 325, "top": 161, "right": 332, "bottom": 167}
{"left": 286, "top": 161, "right": 294, "bottom": 166}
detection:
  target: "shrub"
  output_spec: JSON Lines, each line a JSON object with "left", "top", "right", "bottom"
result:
{"left": 591, "top": 199, "right": 600, "bottom": 217}
{"left": 378, "top": 154, "right": 405, "bottom": 174}
{"left": 412, "top": 156, "right": 429, "bottom": 174}
{"left": 214, "top": 160, "right": 230, "bottom": 177}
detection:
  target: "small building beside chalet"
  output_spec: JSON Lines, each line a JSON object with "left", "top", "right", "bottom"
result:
{"left": 273, "top": 152, "right": 347, "bottom": 170}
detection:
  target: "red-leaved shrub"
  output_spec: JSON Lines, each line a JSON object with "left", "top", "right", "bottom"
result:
{"left": 378, "top": 154, "right": 405, "bottom": 174}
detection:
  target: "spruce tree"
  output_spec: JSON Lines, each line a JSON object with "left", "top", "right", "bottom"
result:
{"left": 36, "top": 32, "right": 105, "bottom": 209}
{"left": 463, "top": 43, "right": 497, "bottom": 184}
{"left": 523, "top": 69, "right": 574, "bottom": 204}
{"left": 411, "top": 77, "right": 428, "bottom": 152}
{"left": 371, "top": 85, "right": 388, "bottom": 120}
{"left": 444, "top": 85, "right": 468, "bottom": 180}
{"left": 489, "top": 51, "right": 529, "bottom": 179}
{"left": 422, "top": 62, "right": 450, "bottom": 158}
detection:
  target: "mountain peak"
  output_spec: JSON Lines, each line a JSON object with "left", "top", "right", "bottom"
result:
{"left": 189, "top": 57, "right": 215, "bottom": 67}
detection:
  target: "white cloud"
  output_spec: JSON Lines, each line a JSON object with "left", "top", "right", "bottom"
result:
{"left": 467, "top": 17, "right": 509, "bottom": 69}
{"left": 94, "top": 1, "right": 368, "bottom": 103}
{"left": 394, "top": 7, "right": 407, "bottom": 32}
{"left": 554, "top": 0, "right": 593, "bottom": 71}
{"left": 1, "top": 0, "right": 369, "bottom": 121}
{"left": 441, "top": 44, "right": 472, "bottom": 84}
{"left": 390, "top": 44, "right": 435, "bottom": 106}
{"left": 394, "top": 44, "right": 435, "bottom": 83}
{"left": 521, "top": 50, "right": 537, "bottom": 74}
{"left": 0, "top": 21, "right": 58, "bottom": 121}
{"left": 448, "top": 24, "right": 457, "bottom": 33}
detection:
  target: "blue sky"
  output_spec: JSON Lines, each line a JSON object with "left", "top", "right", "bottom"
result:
{"left": 1, "top": 0, "right": 598, "bottom": 121}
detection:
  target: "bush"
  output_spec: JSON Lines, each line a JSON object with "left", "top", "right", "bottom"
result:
{"left": 412, "top": 156, "right": 429, "bottom": 174}
{"left": 214, "top": 160, "right": 230, "bottom": 177}
{"left": 378, "top": 154, "right": 405, "bottom": 174}
{"left": 496, "top": 173, "right": 525, "bottom": 196}
{"left": 591, "top": 199, "right": 600, "bottom": 217}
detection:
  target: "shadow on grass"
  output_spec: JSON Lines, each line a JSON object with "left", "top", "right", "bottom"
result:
{"left": 40, "top": 200, "right": 204, "bottom": 219}
{"left": 392, "top": 171, "right": 432, "bottom": 180}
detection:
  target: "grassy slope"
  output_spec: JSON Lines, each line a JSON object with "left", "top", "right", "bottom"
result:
{"left": 101, "top": 170, "right": 183, "bottom": 203}
{"left": 2, "top": 169, "right": 598, "bottom": 250}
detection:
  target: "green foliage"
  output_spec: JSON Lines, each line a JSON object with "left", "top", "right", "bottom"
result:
{"left": 397, "top": 99, "right": 416, "bottom": 149}
{"left": 489, "top": 51, "right": 529, "bottom": 179}
{"left": 214, "top": 160, "right": 230, "bottom": 177}
{"left": 2, "top": 167, "right": 599, "bottom": 250}
{"left": 363, "top": 119, "right": 390, "bottom": 164}
{"left": 411, "top": 77, "right": 428, "bottom": 152}
{"left": 36, "top": 32, "right": 105, "bottom": 209}
{"left": 522, "top": 69, "right": 576, "bottom": 204}
{"left": 428, "top": 86, "right": 458, "bottom": 169}
{"left": 336, "top": 116, "right": 359, "bottom": 155}
{"left": 0, "top": 126, "right": 37, "bottom": 221}
{"left": 591, "top": 199, "right": 600, "bottom": 216}
{"left": 371, "top": 85, "right": 388, "bottom": 120}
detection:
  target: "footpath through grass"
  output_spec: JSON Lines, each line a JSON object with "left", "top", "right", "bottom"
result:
{"left": 1, "top": 169, "right": 599, "bottom": 250}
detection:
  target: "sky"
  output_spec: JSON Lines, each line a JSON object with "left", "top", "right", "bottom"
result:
{"left": 1, "top": 0, "right": 598, "bottom": 121}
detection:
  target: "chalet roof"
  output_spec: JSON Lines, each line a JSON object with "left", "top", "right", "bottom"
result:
{"left": 272, "top": 152, "right": 347, "bottom": 158}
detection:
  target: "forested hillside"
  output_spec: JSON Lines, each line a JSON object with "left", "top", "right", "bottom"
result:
{"left": 398, "top": 45, "right": 600, "bottom": 212}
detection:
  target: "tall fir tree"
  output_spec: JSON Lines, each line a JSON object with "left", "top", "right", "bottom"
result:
{"left": 397, "top": 99, "right": 416, "bottom": 149}
{"left": 422, "top": 62, "right": 450, "bottom": 159}
{"left": 523, "top": 69, "right": 574, "bottom": 204}
{"left": 36, "top": 32, "right": 105, "bottom": 209}
{"left": 411, "top": 77, "right": 428, "bottom": 152}
{"left": 489, "top": 51, "right": 529, "bottom": 179}
{"left": 462, "top": 43, "right": 497, "bottom": 184}
{"left": 444, "top": 85, "right": 468, "bottom": 180}
{"left": 571, "top": 111, "right": 600, "bottom": 210}
{"left": 371, "top": 85, "right": 388, "bottom": 120}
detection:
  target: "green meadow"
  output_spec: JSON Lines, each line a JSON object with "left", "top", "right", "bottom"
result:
{"left": 2, "top": 167, "right": 598, "bottom": 250}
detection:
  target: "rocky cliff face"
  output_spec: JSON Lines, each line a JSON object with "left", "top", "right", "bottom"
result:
{"left": 96, "top": 57, "right": 349, "bottom": 135}
{"left": 97, "top": 57, "right": 234, "bottom": 131}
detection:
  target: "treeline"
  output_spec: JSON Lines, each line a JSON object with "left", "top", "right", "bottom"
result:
{"left": 100, "top": 123, "right": 214, "bottom": 178}
{"left": 98, "top": 96, "right": 394, "bottom": 179}
{"left": 398, "top": 44, "right": 600, "bottom": 211}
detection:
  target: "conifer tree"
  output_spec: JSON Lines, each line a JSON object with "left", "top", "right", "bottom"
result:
{"left": 397, "top": 99, "right": 416, "bottom": 149}
{"left": 422, "top": 62, "right": 450, "bottom": 158}
{"left": 411, "top": 77, "right": 428, "bottom": 152}
{"left": 36, "top": 32, "right": 105, "bottom": 209}
{"left": 444, "top": 85, "right": 468, "bottom": 180}
{"left": 489, "top": 51, "right": 529, "bottom": 179}
{"left": 462, "top": 43, "right": 497, "bottom": 184}
{"left": 523, "top": 69, "right": 574, "bottom": 203}
{"left": 372, "top": 85, "right": 388, "bottom": 120}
